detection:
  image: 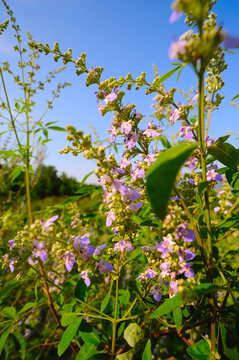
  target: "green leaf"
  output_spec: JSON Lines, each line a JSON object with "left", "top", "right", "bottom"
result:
{"left": 61, "top": 312, "right": 77, "bottom": 327}
{"left": 208, "top": 142, "right": 239, "bottom": 170}
{"left": 1, "top": 307, "right": 16, "bottom": 319}
{"left": 231, "top": 93, "right": 239, "bottom": 101}
{"left": 18, "top": 302, "right": 37, "bottom": 315}
{"left": 0, "top": 326, "right": 13, "bottom": 356}
{"left": 160, "top": 136, "right": 172, "bottom": 149}
{"left": 152, "top": 66, "right": 181, "bottom": 89}
{"left": 13, "top": 332, "right": 26, "bottom": 360}
{"left": 142, "top": 339, "right": 152, "bottom": 360}
{"left": 15, "top": 102, "right": 21, "bottom": 111}
{"left": 140, "top": 220, "right": 159, "bottom": 227}
{"left": 116, "top": 349, "right": 135, "bottom": 360}
{"left": 124, "top": 323, "right": 144, "bottom": 347}
{"left": 186, "top": 339, "right": 210, "bottom": 360}
{"left": 150, "top": 294, "right": 183, "bottom": 318}
{"left": 214, "top": 135, "right": 230, "bottom": 144}
{"left": 79, "top": 329, "right": 100, "bottom": 345}
{"left": 75, "top": 343, "right": 98, "bottom": 360}
{"left": 43, "top": 128, "right": 48, "bottom": 138}
{"left": 0, "top": 278, "right": 27, "bottom": 300}
{"left": 11, "top": 166, "right": 22, "bottom": 182}
{"left": 57, "top": 317, "right": 82, "bottom": 356}
{"left": 146, "top": 142, "right": 198, "bottom": 220}
{"left": 219, "top": 324, "right": 239, "bottom": 359}
{"left": 198, "top": 181, "right": 209, "bottom": 197}
{"left": 75, "top": 278, "right": 88, "bottom": 302}
{"left": 173, "top": 307, "right": 182, "bottom": 331}
{"left": 47, "top": 126, "right": 65, "bottom": 131}
{"left": 226, "top": 169, "right": 239, "bottom": 190}
{"left": 100, "top": 289, "right": 111, "bottom": 312}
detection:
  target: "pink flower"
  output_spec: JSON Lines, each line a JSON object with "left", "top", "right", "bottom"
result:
{"left": 121, "top": 121, "right": 132, "bottom": 135}
{"left": 114, "top": 240, "right": 133, "bottom": 253}
{"left": 168, "top": 39, "right": 187, "bottom": 60}
{"left": 80, "top": 269, "right": 91, "bottom": 286}
{"left": 169, "top": 10, "right": 183, "bottom": 24}
{"left": 40, "top": 215, "right": 58, "bottom": 232}
{"left": 170, "top": 109, "right": 181, "bottom": 123}
{"left": 104, "top": 93, "right": 117, "bottom": 104}
{"left": 62, "top": 251, "right": 75, "bottom": 272}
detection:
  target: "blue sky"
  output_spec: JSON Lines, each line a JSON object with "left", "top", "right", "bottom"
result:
{"left": 0, "top": 0, "right": 238, "bottom": 182}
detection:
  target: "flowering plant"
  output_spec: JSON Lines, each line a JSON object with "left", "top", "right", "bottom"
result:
{"left": 1, "top": 0, "right": 239, "bottom": 359}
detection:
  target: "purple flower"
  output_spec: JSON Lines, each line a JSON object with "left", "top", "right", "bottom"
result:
{"left": 207, "top": 169, "right": 223, "bottom": 182}
{"left": 125, "top": 132, "right": 138, "bottom": 149}
{"left": 214, "top": 206, "right": 220, "bottom": 213}
{"left": 104, "top": 92, "right": 117, "bottom": 104}
{"left": 128, "top": 202, "right": 143, "bottom": 211}
{"left": 160, "top": 261, "right": 171, "bottom": 278}
{"left": 114, "top": 240, "right": 133, "bottom": 253}
{"left": 121, "top": 121, "right": 132, "bottom": 135}
{"left": 80, "top": 269, "right": 91, "bottom": 286}
{"left": 190, "top": 93, "right": 199, "bottom": 105}
{"left": 185, "top": 157, "right": 198, "bottom": 171}
{"left": 179, "top": 126, "right": 193, "bottom": 141}
{"left": 40, "top": 215, "right": 59, "bottom": 232}
{"left": 96, "top": 259, "right": 113, "bottom": 274}
{"left": 170, "top": 109, "right": 181, "bottom": 123}
{"left": 168, "top": 39, "right": 187, "bottom": 60}
{"left": 185, "top": 249, "right": 196, "bottom": 261}
{"left": 170, "top": 280, "right": 178, "bottom": 296}
{"left": 32, "top": 241, "right": 48, "bottom": 263}
{"left": 128, "top": 190, "right": 141, "bottom": 201}
{"left": 176, "top": 223, "right": 195, "bottom": 242}
{"left": 131, "top": 168, "right": 145, "bottom": 180}
{"left": 105, "top": 211, "right": 116, "bottom": 227}
{"left": 120, "top": 158, "right": 131, "bottom": 169}
{"left": 223, "top": 34, "right": 239, "bottom": 49}
{"left": 151, "top": 285, "right": 162, "bottom": 301}
{"left": 155, "top": 236, "right": 175, "bottom": 258}
{"left": 62, "top": 251, "right": 75, "bottom": 272}
{"left": 8, "top": 239, "right": 15, "bottom": 250}
{"left": 94, "top": 243, "right": 107, "bottom": 256}
{"left": 169, "top": 10, "right": 183, "bottom": 24}
{"left": 145, "top": 267, "right": 158, "bottom": 279}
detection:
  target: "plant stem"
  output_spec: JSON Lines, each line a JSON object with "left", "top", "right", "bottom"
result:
{"left": 198, "top": 66, "right": 215, "bottom": 355}
{"left": 0, "top": 68, "right": 22, "bottom": 150}
{"left": 111, "top": 278, "right": 119, "bottom": 358}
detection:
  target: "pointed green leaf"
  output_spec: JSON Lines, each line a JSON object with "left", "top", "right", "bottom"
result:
{"left": 1, "top": 307, "right": 16, "bottom": 319}
{"left": 142, "top": 339, "right": 152, "bottom": 360}
{"left": 75, "top": 343, "right": 98, "bottom": 360}
{"left": 150, "top": 294, "right": 183, "bottom": 318}
{"left": 57, "top": 317, "right": 82, "bottom": 356}
{"left": 47, "top": 126, "right": 65, "bottom": 131}
{"left": 186, "top": 339, "right": 210, "bottom": 360}
{"left": 124, "top": 323, "right": 144, "bottom": 347}
{"left": 146, "top": 142, "right": 198, "bottom": 220}
{"left": 75, "top": 278, "right": 88, "bottom": 302}
{"left": 173, "top": 307, "right": 182, "bottom": 331}
{"left": 116, "top": 348, "right": 135, "bottom": 360}
{"left": 0, "top": 326, "right": 13, "bottom": 356}
{"left": 231, "top": 93, "right": 239, "bottom": 101}
{"left": 79, "top": 329, "right": 100, "bottom": 345}
{"left": 100, "top": 289, "right": 111, "bottom": 312}
{"left": 11, "top": 166, "right": 22, "bottom": 182}
{"left": 152, "top": 66, "right": 181, "bottom": 89}
{"left": 208, "top": 142, "right": 239, "bottom": 170}
{"left": 219, "top": 324, "right": 239, "bottom": 359}
{"left": 19, "top": 302, "right": 37, "bottom": 315}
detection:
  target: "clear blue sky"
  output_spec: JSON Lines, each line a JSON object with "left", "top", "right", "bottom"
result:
{"left": 0, "top": 0, "right": 238, "bottom": 182}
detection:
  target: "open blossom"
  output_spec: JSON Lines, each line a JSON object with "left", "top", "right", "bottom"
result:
{"left": 2, "top": 254, "right": 15, "bottom": 273}
{"left": 124, "top": 132, "right": 138, "bottom": 149}
{"left": 131, "top": 168, "right": 145, "bottom": 180}
{"left": 155, "top": 236, "right": 175, "bottom": 258}
{"left": 207, "top": 164, "right": 223, "bottom": 182}
{"left": 145, "top": 267, "right": 158, "bottom": 279}
{"left": 114, "top": 240, "right": 133, "bottom": 253}
{"left": 151, "top": 285, "right": 162, "bottom": 301}
{"left": 8, "top": 239, "right": 15, "bottom": 250}
{"left": 176, "top": 223, "right": 195, "bottom": 242}
{"left": 160, "top": 261, "right": 172, "bottom": 278}
{"left": 168, "top": 39, "right": 187, "bottom": 60}
{"left": 169, "top": 280, "right": 178, "bottom": 296}
{"left": 170, "top": 109, "right": 181, "bottom": 123}
{"left": 95, "top": 259, "right": 113, "bottom": 274}
{"left": 40, "top": 215, "right": 58, "bottom": 232}
{"left": 145, "top": 153, "right": 157, "bottom": 166}
{"left": 32, "top": 241, "right": 48, "bottom": 263}
{"left": 121, "top": 121, "right": 132, "bottom": 135}
{"left": 62, "top": 251, "right": 75, "bottom": 272}
{"left": 179, "top": 126, "right": 193, "bottom": 141}
{"left": 104, "top": 92, "right": 117, "bottom": 104}
{"left": 80, "top": 269, "right": 91, "bottom": 286}
{"left": 179, "top": 262, "right": 194, "bottom": 278}
{"left": 185, "top": 156, "right": 198, "bottom": 171}
{"left": 169, "top": 10, "right": 183, "bottom": 24}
